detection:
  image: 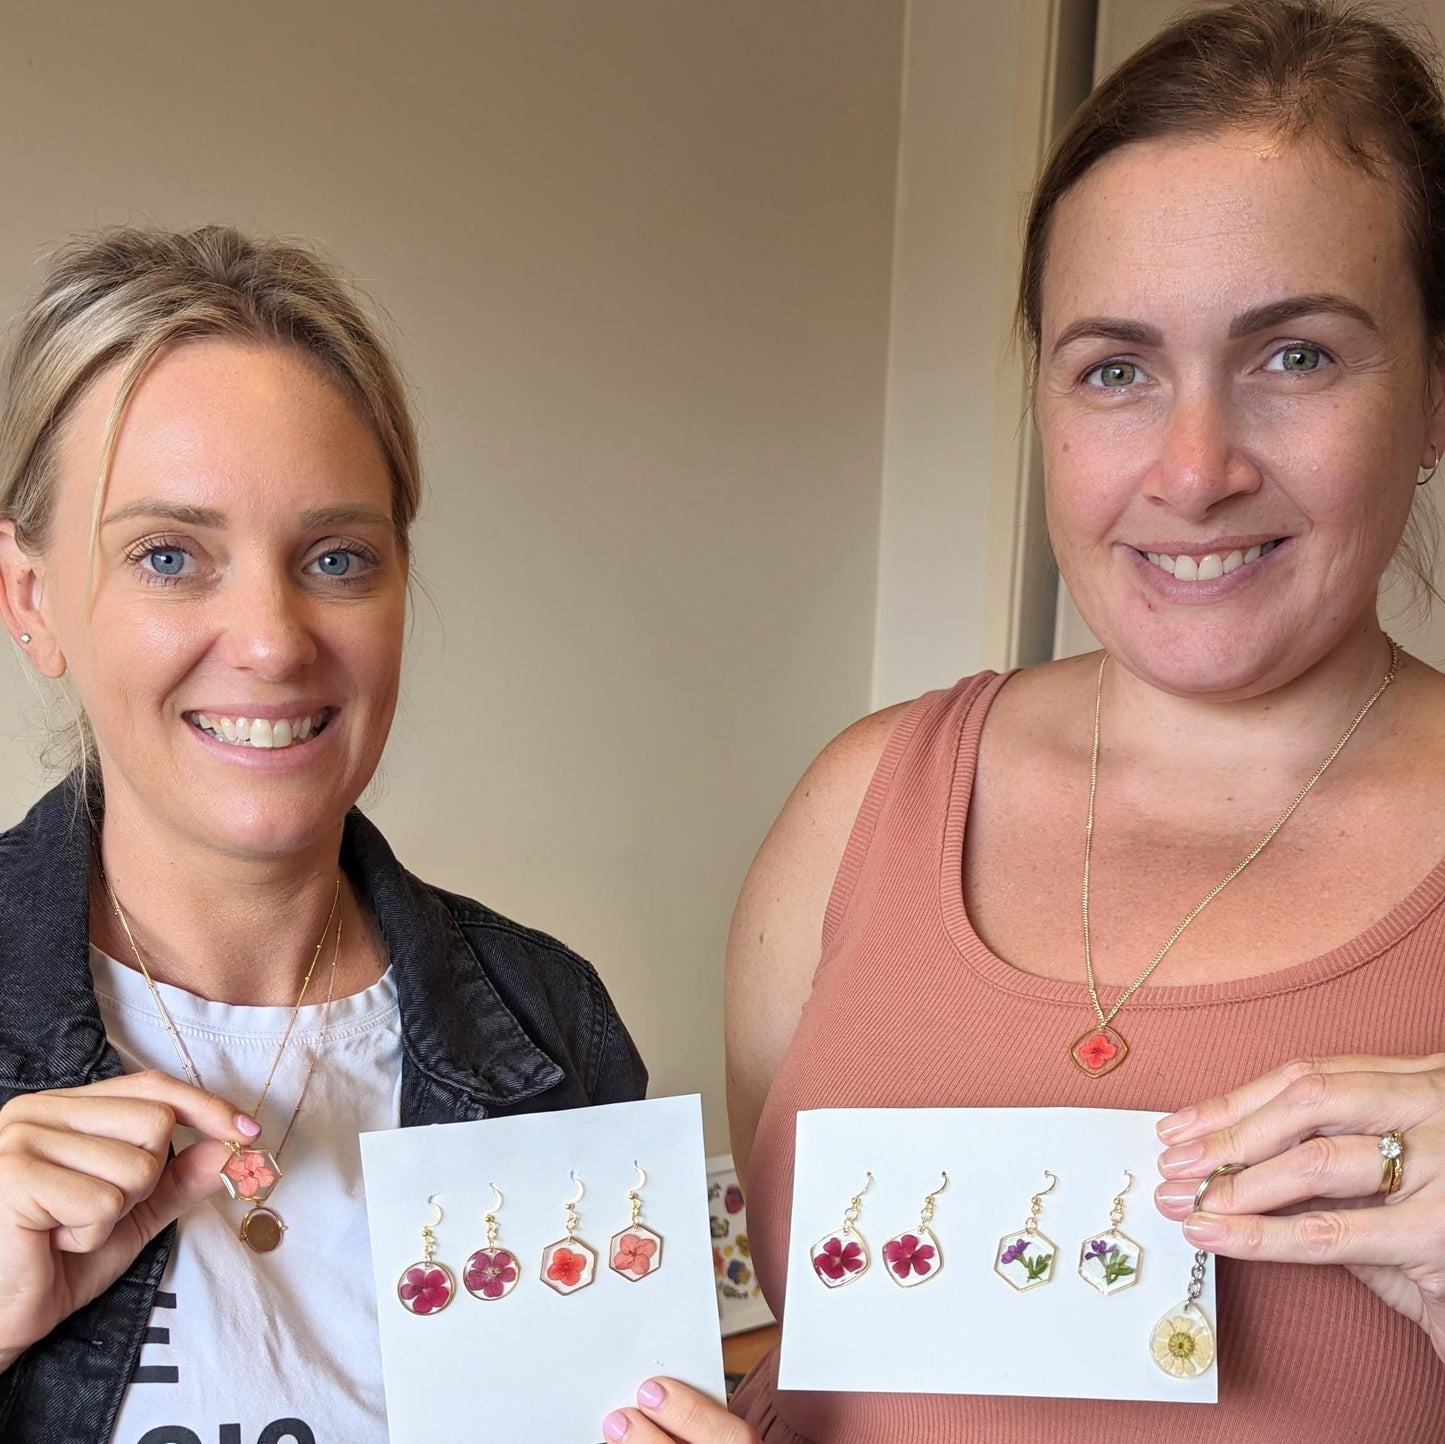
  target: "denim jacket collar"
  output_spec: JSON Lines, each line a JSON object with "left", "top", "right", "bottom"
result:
{"left": 0, "top": 778, "right": 564, "bottom": 1117}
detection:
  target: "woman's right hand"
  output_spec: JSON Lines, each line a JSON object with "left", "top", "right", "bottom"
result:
{"left": 0, "top": 1069, "right": 257, "bottom": 1368}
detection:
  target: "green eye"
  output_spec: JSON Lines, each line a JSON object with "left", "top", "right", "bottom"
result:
{"left": 1090, "top": 361, "right": 1138, "bottom": 388}
{"left": 1279, "top": 345, "right": 1322, "bottom": 372}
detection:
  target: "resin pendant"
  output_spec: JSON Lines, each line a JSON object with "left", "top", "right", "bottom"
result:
{"left": 464, "top": 1247, "right": 520, "bottom": 1300}
{"left": 397, "top": 1260, "right": 455, "bottom": 1315}
{"left": 1068, "top": 1025, "right": 1129, "bottom": 1078}
{"left": 239, "top": 1206, "right": 285, "bottom": 1254}
{"left": 220, "top": 1147, "right": 282, "bottom": 1203}
{"left": 882, "top": 1227, "right": 942, "bottom": 1287}
{"left": 609, "top": 1224, "right": 664, "bottom": 1281}
{"left": 1077, "top": 1229, "right": 1141, "bottom": 1295}
{"left": 810, "top": 1225, "right": 869, "bottom": 1288}
{"left": 1150, "top": 1300, "right": 1216, "bottom": 1377}
{"left": 541, "top": 1237, "right": 598, "bottom": 1295}
{"left": 994, "top": 1228, "right": 1056, "bottom": 1291}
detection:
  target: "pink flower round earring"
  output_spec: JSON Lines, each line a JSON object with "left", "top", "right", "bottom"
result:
{"left": 397, "top": 1195, "right": 456, "bottom": 1316}
{"left": 464, "top": 1183, "right": 520, "bottom": 1301}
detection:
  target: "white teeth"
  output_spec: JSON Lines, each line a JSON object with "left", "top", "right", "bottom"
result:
{"left": 273, "top": 719, "right": 293, "bottom": 748}
{"left": 236, "top": 718, "right": 251, "bottom": 743}
{"left": 1195, "top": 553, "right": 1224, "bottom": 581}
{"left": 1223, "top": 550, "right": 1244, "bottom": 574}
{"left": 1173, "top": 554, "right": 1199, "bottom": 581}
{"left": 1244, "top": 544, "right": 1261, "bottom": 563}
{"left": 190, "top": 708, "right": 328, "bottom": 749}
{"left": 1145, "top": 542, "right": 1279, "bottom": 581}
{"left": 250, "top": 718, "right": 274, "bottom": 749}
{"left": 1147, "top": 552, "right": 1159, "bottom": 565}
{"left": 221, "top": 717, "right": 239, "bottom": 742}
{"left": 297, "top": 715, "right": 312, "bottom": 740}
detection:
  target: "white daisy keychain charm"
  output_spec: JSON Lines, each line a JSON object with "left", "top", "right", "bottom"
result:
{"left": 1150, "top": 1164, "right": 1239, "bottom": 1378}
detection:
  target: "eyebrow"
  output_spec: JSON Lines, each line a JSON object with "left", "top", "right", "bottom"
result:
{"left": 101, "top": 500, "right": 394, "bottom": 530}
{"left": 1049, "top": 292, "right": 1381, "bottom": 357}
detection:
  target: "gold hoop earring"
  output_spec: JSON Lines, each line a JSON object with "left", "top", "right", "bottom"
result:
{"left": 1419, "top": 443, "right": 1440, "bottom": 486}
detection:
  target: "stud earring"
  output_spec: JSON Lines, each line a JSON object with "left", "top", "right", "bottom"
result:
{"left": 610, "top": 1161, "right": 664, "bottom": 1281}
{"left": 541, "top": 1171, "right": 598, "bottom": 1295}
{"left": 809, "top": 1171, "right": 872, "bottom": 1288}
{"left": 17, "top": 634, "right": 30, "bottom": 645}
{"left": 994, "top": 1170, "right": 1058, "bottom": 1291}
{"left": 464, "top": 1183, "right": 520, "bottom": 1301}
{"left": 882, "top": 1172, "right": 947, "bottom": 1287}
{"left": 1150, "top": 1163, "right": 1236, "bottom": 1378}
{"left": 1077, "top": 1170, "right": 1142, "bottom": 1295}
{"left": 397, "top": 1195, "right": 455, "bottom": 1315}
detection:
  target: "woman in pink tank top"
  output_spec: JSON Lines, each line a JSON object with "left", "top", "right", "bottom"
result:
{"left": 726, "top": 4, "right": 1445, "bottom": 1441}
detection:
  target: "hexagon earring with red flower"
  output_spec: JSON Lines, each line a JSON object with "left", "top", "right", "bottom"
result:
{"left": 809, "top": 1171, "right": 872, "bottom": 1289}
{"left": 464, "top": 1183, "right": 520, "bottom": 1302}
{"left": 397, "top": 1195, "right": 456, "bottom": 1316}
{"left": 883, "top": 1172, "right": 947, "bottom": 1288}
{"left": 610, "top": 1162, "right": 664, "bottom": 1282}
{"left": 541, "top": 1172, "right": 598, "bottom": 1295}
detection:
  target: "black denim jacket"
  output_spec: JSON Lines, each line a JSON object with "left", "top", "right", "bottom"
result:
{"left": 0, "top": 779, "right": 648, "bottom": 1442}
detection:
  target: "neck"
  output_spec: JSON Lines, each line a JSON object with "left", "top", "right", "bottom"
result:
{"left": 90, "top": 803, "right": 365, "bottom": 1007}
{"left": 1101, "top": 618, "right": 1400, "bottom": 777}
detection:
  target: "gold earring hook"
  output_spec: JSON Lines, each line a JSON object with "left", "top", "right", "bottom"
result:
{"left": 487, "top": 1183, "right": 503, "bottom": 1214}
{"left": 1038, "top": 1171, "right": 1058, "bottom": 1197}
{"left": 631, "top": 1161, "right": 647, "bottom": 1193}
{"left": 567, "top": 1171, "right": 585, "bottom": 1207}
{"left": 426, "top": 1194, "right": 443, "bottom": 1229}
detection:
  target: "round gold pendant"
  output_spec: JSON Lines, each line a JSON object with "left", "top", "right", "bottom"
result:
{"left": 239, "top": 1205, "right": 286, "bottom": 1253}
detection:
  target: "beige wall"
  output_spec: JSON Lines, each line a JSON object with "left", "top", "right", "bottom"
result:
{"left": 0, "top": 0, "right": 908, "bottom": 1150}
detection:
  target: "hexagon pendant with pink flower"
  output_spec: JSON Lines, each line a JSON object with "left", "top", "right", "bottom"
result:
{"left": 220, "top": 1147, "right": 281, "bottom": 1203}
{"left": 809, "top": 1227, "right": 869, "bottom": 1288}
{"left": 609, "top": 1225, "right": 664, "bottom": 1281}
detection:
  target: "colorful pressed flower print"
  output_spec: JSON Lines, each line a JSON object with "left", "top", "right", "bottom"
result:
{"left": 221, "top": 1149, "right": 278, "bottom": 1201}
{"left": 464, "top": 1248, "right": 519, "bottom": 1300}
{"left": 546, "top": 1246, "right": 589, "bottom": 1287}
{"left": 811, "top": 1234, "right": 865, "bottom": 1284}
{"left": 884, "top": 1232, "right": 936, "bottom": 1279}
{"left": 725, "top": 1185, "right": 745, "bottom": 1215}
{"left": 398, "top": 1264, "right": 453, "bottom": 1315}
{"left": 727, "top": 1259, "right": 751, "bottom": 1286}
{"left": 611, "top": 1232, "right": 659, "bottom": 1277}
{"left": 1150, "top": 1308, "right": 1216, "bottom": 1378}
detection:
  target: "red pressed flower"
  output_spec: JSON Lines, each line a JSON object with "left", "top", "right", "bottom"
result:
{"left": 1077, "top": 1033, "right": 1119, "bottom": 1071}
{"left": 884, "top": 1233, "right": 936, "bottom": 1279}
{"left": 399, "top": 1265, "right": 452, "bottom": 1314}
{"left": 546, "top": 1247, "right": 588, "bottom": 1287}
{"left": 222, "top": 1150, "right": 277, "bottom": 1200}
{"left": 812, "top": 1235, "right": 864, "bottom": 1282}
{"left": 611, "top": 1232, "right": 659, "bottom": 1277}
{"left": 465, "top": 1248, "right": 518, "bottom": 1299}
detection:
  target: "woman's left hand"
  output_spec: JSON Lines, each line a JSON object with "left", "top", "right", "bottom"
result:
{"left": 602, "top": 1378, "right": 759, "bottom": 1443}
{"left": 1155, "top": 1053, "right": 1445, "bottom": 1361}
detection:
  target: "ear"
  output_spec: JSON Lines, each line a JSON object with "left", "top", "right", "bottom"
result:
{"left": 1426, "top": 344, "right": 1445, "bottom": 471}
{"left": 0, "top": 522, "right": 66, "bottom": 678}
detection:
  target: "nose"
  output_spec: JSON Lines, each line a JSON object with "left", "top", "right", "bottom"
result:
{"left": 1144, "top": 385, "right": 1262, "bottom": 517}
{"left": 217, "top": 572, "right": 318, "bottom": 679}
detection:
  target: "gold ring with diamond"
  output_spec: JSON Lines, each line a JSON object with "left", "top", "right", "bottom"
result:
{"left": 1378, "top": 1131, "right": 1404, "bottom": 1196}
{"left": 1193, "top": 1162, "right": 1246, "bottom": 1213}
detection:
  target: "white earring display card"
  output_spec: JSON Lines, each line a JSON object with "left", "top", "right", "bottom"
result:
{"left": 779, "top": 1107, "right": 1218, "bottom": 1404}
{"left": 361, "top": 1095, "right": 725, "bottom": 1443}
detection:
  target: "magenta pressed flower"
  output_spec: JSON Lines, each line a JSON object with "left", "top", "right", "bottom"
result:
{"left": 812, "top": 1235, "right": 864, "bottom": 1282}
{"left": 999, "top": 1237, "right": 1030, "bottom": 1267}
{"left": 398, "top": 1264, "right": 453, "bottom": 1315}
{"left": 464, "top": 1248, "right": 518, "bottom": 1299}
{"left": 884, "top": 1232, "right": 936, "bottom": 1279}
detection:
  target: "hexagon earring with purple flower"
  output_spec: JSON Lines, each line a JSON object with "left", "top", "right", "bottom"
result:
{"left": 610, "top": 1162, "right": 664, "bottom": 1281}
{"left": 465, "top": 1183, "right": 520, "bottom": 1301}
{"left": 883, "top": 1172, "right": 947, "bottom": 1288}
{"left": 994, "top": 1171, "right": 1058, "bottom": 1292}
{"left": 1077, "top": 1170, "right": 1142, "bottom": 1296}
{"left": 809, "top": 1171, "right": 872, "bottom": 1288}
{"left": 397, "top": 1195, "right": 456, "bottom": 1316}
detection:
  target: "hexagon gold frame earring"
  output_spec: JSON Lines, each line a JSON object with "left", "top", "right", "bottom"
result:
{"left": 609, "top": 1162, "right": 664, "bottom": 1281}
{"left": 994, "top": 1170, "right": 1058, "bottom": 1292}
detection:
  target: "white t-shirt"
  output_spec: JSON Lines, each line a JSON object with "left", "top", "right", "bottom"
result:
{"left": 90, "top": 948, "right": 403, "bottom": 1444}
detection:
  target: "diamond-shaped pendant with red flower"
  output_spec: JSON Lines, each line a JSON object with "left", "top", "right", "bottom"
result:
{"left": 541, "top": 1237, "right": 598, "bottom": 1295}
{"left": 809, "top": 1226, "right": 869, "bottom": 1288}
{"left": 882, "top": 1227, "right": 942, "bottom": 1288}
{"left": 220, "top": 1147, "right": 281, "bottom": 1203}
{"left": 609, "top": 1225, "right": 664, "bottom": 1281}
{"left": 1068, "top": 1025, "right": 1129, "bottom": 1078}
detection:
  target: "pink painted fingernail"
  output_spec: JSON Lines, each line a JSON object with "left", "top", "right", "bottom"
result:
{"left": 235, "top": 1113, "right": 262, "bottom": 1138}
{"left": 1184, "top": 1213, "right": 1226, "bottom": 1244}
{"left": 1159, "top": 1141, "right": 1204, "bottom": 1172}
{"left": 603, "top": 1411, "right": 630, "bottom": 1440}
{"left": 1157, "top": 1109, "right": 1197, "bottom": 1139}
{"left": 637, "top": 1380, "right": 666, "bottom": 1409}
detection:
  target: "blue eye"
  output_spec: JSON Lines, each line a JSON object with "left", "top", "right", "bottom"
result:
{"left": 314, "top": 552, "right": 352, "bottom": 576}
{"left": 146, "top": 549, "right": 186, "bottom": 576}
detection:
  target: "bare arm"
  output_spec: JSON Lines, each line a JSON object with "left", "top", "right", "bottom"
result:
{"left": 724, "top": 703, "right": 912, "bottom": 1188}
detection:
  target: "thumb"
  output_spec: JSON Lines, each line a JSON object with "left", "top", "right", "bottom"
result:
{"left": 125, "top": 1138, "right": 233, "bottom": 1245}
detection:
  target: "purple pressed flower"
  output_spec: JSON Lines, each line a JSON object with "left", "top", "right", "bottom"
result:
{"left": 999, "top": 1237, "right": 1030, "bottom": 1267}
{"left": 1085, "top": 1240, "right": 1116, "bottom": 1262}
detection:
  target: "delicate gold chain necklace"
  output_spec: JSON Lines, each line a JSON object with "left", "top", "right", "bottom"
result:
{"left": 100, "top": 870, "right": 343, "bottom": 1252}
{"left": 1069, "top": 639, "right": 1401, "bottom": 1078}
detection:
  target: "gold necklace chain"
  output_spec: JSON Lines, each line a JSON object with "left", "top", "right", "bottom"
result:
{"left": 98, "top": 870, "right": 344, "bottom": 1250}
{"left": 1071, "top": 639, "right": 1401, "bottom": 1077}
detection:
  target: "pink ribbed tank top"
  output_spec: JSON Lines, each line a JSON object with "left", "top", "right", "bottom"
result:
{"left": 731, "top": 673, "right": 1445, "bottom": 1442}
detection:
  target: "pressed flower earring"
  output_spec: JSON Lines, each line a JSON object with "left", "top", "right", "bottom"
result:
{"left": 397, "top": 1195, "right": 456, "bottom": 1316}
{"left": 541, "top": 1171, "right": 598, "bottom": 1295}
{"left": 883, "top": 1172, "right": 947, "bottom": 1287}
{"left": 1077, "top": 1170, "right": 1142, "bottom": 1296}
{"left": 464, "top": 1183, "right": 520, "bottom": 1301}
{"left": 610, "top": 1162, "right": 664, "bottom": 1281}
{"left": 809, "top": 1171, "right": 872, "bottom": 1288}
{"left": 1150, "top": 1164, "right": 1237, "bottom": 1378}
{"left": 994, "top": 1171, "right": 1058, "bottom": 1292}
